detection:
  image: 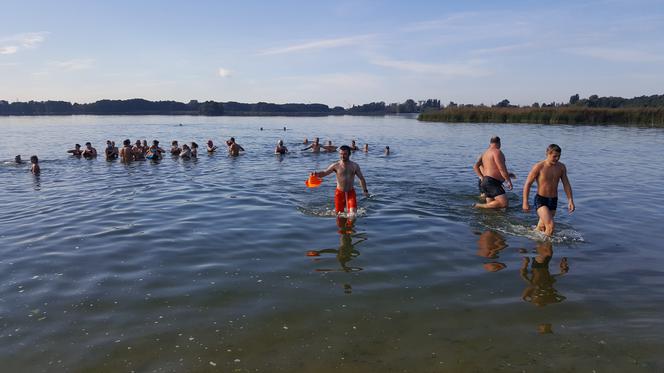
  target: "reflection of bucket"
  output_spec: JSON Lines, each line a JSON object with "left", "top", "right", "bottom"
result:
{"left": 305, "top": 174, "right": 322, "bottom": 188}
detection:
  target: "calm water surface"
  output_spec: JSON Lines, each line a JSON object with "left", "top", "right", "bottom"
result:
{"left": 1, "top": 115, "right": 663, "bottom": 372}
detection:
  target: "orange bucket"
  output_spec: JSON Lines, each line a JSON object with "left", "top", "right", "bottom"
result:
{"left": 305, "top": 174, "right": 322, "bottom": 188}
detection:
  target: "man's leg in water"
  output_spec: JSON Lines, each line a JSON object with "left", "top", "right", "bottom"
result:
{"left": 536, "top": 206, "right": 555, "bottom": 236}
{"left": 474, "top": 194, "right": 508, "bottom": 209}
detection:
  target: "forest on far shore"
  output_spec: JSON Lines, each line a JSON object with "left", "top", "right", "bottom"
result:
{"left": 0, "top": 98, "right": 439, "bottom": 116}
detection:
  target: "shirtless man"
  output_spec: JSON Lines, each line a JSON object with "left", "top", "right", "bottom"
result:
{"left": 274, "top": 140, "right": 288, "bottom": 154}
{"left": 350, "top": 140, "right": 359, "bottom": 151}
{"left": 132, "top": 140, "right": 145, "bottom": 160}
{"left": 322, "top": 140, "right": 338, "bottom": 153}
{"left": 311, "top": 145, "right": 369, "bottom": 218}
{"left": 119, "top": 139, "right": 133, "bottom": 162}
{"left": 226, "top": 137, "right": 244, "bottom": 156}
{"left": 473, "top": 136, "right": 513, "bottom": 208}
{"left": 67, "top": 144, "right": 83, "bottom": 157}
{"left": 170, "top": 140, "right": 182, "bottom": 156}
{"left": 180, "top": 144, "right": 191, "bottom": 159}
{"left": 105, "top": 140, "right": 118, "bottom": 160}
{"left": 82, "top": 142, "right": 97, "bottom": 158}
{"left": 30, "top": 155, "right": 40, "bottom": 174}
{"left": 302, "top": 137, "right": 321, "bottom": 153}
{"left": 206, "top": 140, "right": 217, "bottom": 153}
{"left": 522, "top": 144, "right": 575, "bottom": 236}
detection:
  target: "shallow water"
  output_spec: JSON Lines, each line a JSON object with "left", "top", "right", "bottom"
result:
{"left": 1, "top": 115, "right": 663, "bottom": 372}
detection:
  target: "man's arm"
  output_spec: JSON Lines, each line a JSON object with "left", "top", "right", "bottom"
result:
{"left": 560, "top": 164, "right": 575, "bottom": 213}
{"left": 314, "top": 163, "right": 337, "bottom": 178}
{"left": 522, "top": 164, "right": 539, "bottom": 211}
{"left": 473, "top": 155, "right": 484, "bottom": 179}
{"left": 301, "top": 144, "right": 313, "bottom": 151}
{"left": 355, "top": 165, "right": 368, "bottom": 196}
{"left": 495, "top": 151, "right": 512, "bottom": 190}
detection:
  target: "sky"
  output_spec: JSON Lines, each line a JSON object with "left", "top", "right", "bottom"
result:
{"left": 1, "top": 0, "right": 664, "bottom": 107}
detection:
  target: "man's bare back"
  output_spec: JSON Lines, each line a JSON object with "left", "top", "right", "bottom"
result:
{"left": 473, "top": 136, "right": 512, "bottom": 209}
{"left": 479, "top": 147, "right": 509, "bottom": 182}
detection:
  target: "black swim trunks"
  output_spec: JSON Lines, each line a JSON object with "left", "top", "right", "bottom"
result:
{"left": 480, "top": 176, "right": 506, "bottom": 198}
{"left": 534, "top": 194, "right": 558, "bottom": 211}
{"left": 531, "top": 255, "right": 552, "bottom": 269}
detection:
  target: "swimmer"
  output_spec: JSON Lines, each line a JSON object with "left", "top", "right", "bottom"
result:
{"left": 522, "top": 144, "right": 575, "bottom": 237}
{"left": 180, "top": 144, "right": 191, "bottom": 159}
{"left": 119, "top": 139, "right": 133, "bottom": 162}
{"left": 30, "top": 155, "right": 40, "bottom": 174}
{"left": 207, "top": 140, "right": 217, "bottom": 153}
{"left": 303, "top": 137, "right": 309, "bottom": 144}
{"left": 283, "top": 126, "right": 287, "bottom": 131}
{"left": 170, "top": 140, "right": 181, "bottom": 156}
{"left": 226, "top": 137, "right": 244, "bottom": 156}
{"left": 146, "top": 140, "right": 164, "bottom": 160}
{"left": 82, "top": 142, "right": 97, "bottom": 158}
{"left": 311, "top": 145, "right": 369, "bottom": 218}
{"left": 384, "top": 146, "right": 390, "bottom": 155}
{"left": 475, "top": 154, "right": 517, "bottom": 198}
{"left": 105, "top": 140, "right": 118, "bottom": 160}
{"left": 302, "top": 137, "right": 321, "bottom": 153}
{"left": 14, "top": 155, "right": 22, "bottom": 164}
{"left": 323, "top": 140, "right": 338, "bottom": 153}
{"left": 67, "top": 144, "right": 83, "bottom": 157}
{"left": 350, "top": 140, "right": 359, "bottom": 151}
{"left": 473, "top": 136, "right": 513, "bottom": 209}
{"left": 363, "top": 143, "right": 368, "bottom": 153}
{"left": 191, "top": 142, "right": 198, "bottom": 157}
{"left": 275, "top": 139, "right": 288, "bottom": 154}
{"left": 132, "top": 140, "right": 145, "bottom": 160}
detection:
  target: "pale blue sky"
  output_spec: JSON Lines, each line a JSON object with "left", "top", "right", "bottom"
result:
{"left": 1, "top": 0, "right": 663, "bottom": 107}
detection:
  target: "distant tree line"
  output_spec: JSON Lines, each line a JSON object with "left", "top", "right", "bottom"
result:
{"left": 0, "top": 98, "right": 439, "bottom": 116}
{"left": 418, "top": 94, "right": 664, "bottom": 127}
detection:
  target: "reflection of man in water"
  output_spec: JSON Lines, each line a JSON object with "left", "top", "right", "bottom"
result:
{"left": 309, "top": 217, "right": 366, "bottom": 273}
{"left": 520, "top": 240, "right": 568, "bottom": 307}
{"left": 476, "top": 230, "right": 508, "bottom": 272}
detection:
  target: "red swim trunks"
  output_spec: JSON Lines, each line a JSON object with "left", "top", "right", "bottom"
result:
{"left": 334, "top": 188, "right": 357, "bottom": 213}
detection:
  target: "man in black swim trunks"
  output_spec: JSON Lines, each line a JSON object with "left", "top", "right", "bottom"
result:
{"left": 473, "top": 136, "right": 513, "bottom": 208}
{"left": 522, "top": 144, "right": 575, "bottom": 236}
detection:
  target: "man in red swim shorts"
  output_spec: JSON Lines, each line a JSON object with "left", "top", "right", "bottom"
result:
{"left": 311, "top": 145, "right": 369, "bottom": 217}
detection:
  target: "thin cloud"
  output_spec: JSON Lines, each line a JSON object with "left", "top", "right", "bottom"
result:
{"left": 0, "top": 46, "right": 18, "bottom": 55}
{"left": 401, "top": 12, "right": 478, "bottom": 32}
{"left": 471, "top": 43, "right": 534, "bottom": 55}
{"left": 370, "top": 57, "right": 489, "bottom": 78}
{"left": 258, "top": 34, "right": 375, "bottom": 56}
{"left": 50, "top": 58, "right": 95, "bottom": 70}
{"left": 565, "top": 47, "right": 664, "bottom": 62}
{"left": 0, "top": 32, "right": 48, "bottom": 54}
{"left": 218, "top": 67, "right": 232, "bottom": 77}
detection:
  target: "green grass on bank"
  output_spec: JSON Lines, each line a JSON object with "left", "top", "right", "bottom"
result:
{"left": 418, "top": 107, "right": 664, "bottom": 127}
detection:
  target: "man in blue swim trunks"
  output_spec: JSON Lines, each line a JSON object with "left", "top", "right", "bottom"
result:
{"left": 473, "top": 136, "right": 513, "bottom": 208}
{"left": 522, "top": 144, "right": 575, "bottom": 236}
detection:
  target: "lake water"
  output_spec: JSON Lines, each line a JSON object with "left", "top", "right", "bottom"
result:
{"left": 1, "top": 115, "right": 663, "bottom": 372}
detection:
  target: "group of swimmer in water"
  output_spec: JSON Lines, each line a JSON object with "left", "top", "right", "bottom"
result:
{"left": 63, "top": 138, "right": 244, "bottom": 161}
{"left": 13, "top": 133, "right": 569, "bottom": 237}
{"left": 473, "top": 136, "right": 574, "bottom": 237}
